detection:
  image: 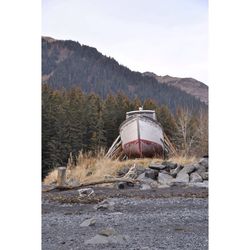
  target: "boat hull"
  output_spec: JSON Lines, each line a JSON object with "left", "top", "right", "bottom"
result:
{"left": 120, "top": 116, "right": 164, "bottom": 158}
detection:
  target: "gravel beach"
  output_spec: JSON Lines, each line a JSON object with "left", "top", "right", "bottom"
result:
{"left": 42, "top": 186, "right": 208, "bottom": 250}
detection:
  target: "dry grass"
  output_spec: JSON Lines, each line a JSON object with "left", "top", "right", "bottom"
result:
{"left": 43, "top": 150, "right": 163, "bottom": 185}
{"left": 168, "top": 155, "right": 198, "bottom": 165}
{"left": 43, "top": 149, "right": 199, "bottom": 185}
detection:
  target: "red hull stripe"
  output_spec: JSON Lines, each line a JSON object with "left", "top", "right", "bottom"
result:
{"left": 123, "top": 139, "right": 163, "bottom": 157}
{"left": 123, "top": 139, "right": 163, "bottom": 149}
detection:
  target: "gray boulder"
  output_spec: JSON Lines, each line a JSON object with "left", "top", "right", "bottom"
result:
{"left": 99, "top": 228, "right": 117, "bottom": 237}
{"left": 85, "top": 235, "right": 110, "bottom": 245}
{"left": 203, "top": 180, "right": 209, "bottom": 187}
{"left": 117, "top": 181, "right": 134, "bottom": 189}
{"left": 149, "top": 164, "right": 167, "bottom": 171}
{"left": 144, "top": 169, "right": 159, "bottom": 180}
{"left": 137, "top": 173, "right": 158, "bottom": 189}
{"left": 175, "top": 172, "right": 189, "bottom": 183}
{"left": 180, "top": 164, "right": 196, "bottom": 174}
{"left": 135, "top": 165, "right": 147, "bottom": 176}
{"left": 161, "top": 161, "right": 178, "bottom": 170}
{"left": 189, "top": 180, "right": 208, "bottom": 188}
{"left": 85, "top": 228, "right": 127, "bottom": 245}
{"left": 199, "top": 157, "right": 208, "bottom": 170}
{"left": 158, "top": 172, "right": 174, "bottom": 186}
{"left": 85, "top": 234, "right": 127, "bottom": 245}
{"left": 200, "top": 171, "right": 209, "bottom": 180}
{"left": 80, "top": 217, "right": 96, "bottom": 227}
{"left": 140, "top": 183, "right": 152, "bottom": 190}
{"left": 189, "top": 172, "right": 203, "bottom": 183}
{"left": 137, "top": 172, "right": 151, "bottom": 182}
{"left": 169, "top": 165, "right": 183, "bottom": 178}
{"left": 196, "top": 164, "right": 207, "bottom": 181}
{"left": 171, "top": 165, "right": 194, "bottom": 183}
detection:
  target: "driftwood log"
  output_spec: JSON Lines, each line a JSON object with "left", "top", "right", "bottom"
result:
{"left": 42, "top": 178, "right": 140, "bottom": 192}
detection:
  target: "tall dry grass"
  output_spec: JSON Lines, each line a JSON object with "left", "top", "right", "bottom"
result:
{"left": 43, "top": 149, "right": 163, "bottom": 185}
{"left": 168, "top": 155, "right": 197, "bottom": 165}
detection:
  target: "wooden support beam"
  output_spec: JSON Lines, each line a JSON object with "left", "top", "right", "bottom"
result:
{"left": 162, "top": 133, "right": 177, "bottom": 156}
{"left": 105, "top": 135, "right": 121, "bottom": 157}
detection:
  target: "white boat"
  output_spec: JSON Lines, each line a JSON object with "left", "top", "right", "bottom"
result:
{"left": 119, "top": 108, "right": 164, "bottom": 158}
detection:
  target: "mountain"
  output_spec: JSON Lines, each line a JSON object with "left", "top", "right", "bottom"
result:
{"left": 42, "top": 36, "right": 207, "bottom": 112}
{"left": 143, "top": 72, "right": 208, "bottom": 104}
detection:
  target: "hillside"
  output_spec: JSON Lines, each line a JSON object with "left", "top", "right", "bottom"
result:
{"left": 42, "top": 36, "right": 207, "bottom": 112}
{"left": 143, "top": 72, "right": 208, "bottom": 104}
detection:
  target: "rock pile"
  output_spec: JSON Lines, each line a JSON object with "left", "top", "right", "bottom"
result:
{"left": 118, "top": 156, "right": 208, "bottom": 189}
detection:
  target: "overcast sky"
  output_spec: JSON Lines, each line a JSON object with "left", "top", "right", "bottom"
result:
{"left": 42, "top": 0, "right": 208, "bottom": 84}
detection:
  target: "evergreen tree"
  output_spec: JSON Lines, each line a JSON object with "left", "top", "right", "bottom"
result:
{"left": 156, "top": 105, "right": 177, "bottom": 139}
{"left": 143, "top": 99, "right": 157, "bottom": 110}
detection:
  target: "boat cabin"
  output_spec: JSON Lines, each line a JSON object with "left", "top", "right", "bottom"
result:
{"left": 126, "top": 107, "right": 156, "bottom": 120}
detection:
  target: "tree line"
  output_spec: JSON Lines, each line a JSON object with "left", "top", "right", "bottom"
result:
{"left": 42, "top": 84, "right": 208, "bottom": 178}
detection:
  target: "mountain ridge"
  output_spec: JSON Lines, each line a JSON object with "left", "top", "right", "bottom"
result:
{"left": 42, "top": 36, "right": 207, "bottom": 112}
{"left": 143, "top": 72, "right": 208, "bottom": 104}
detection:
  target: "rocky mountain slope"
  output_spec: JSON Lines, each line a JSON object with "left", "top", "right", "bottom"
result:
{"left": 42, "top": 36, "right": 207, "bottom": 112}
{"left": 143, "top": 72, "right": 208, "bottom": 104}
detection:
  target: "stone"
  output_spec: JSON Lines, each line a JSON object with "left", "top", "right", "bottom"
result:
{"left": 140, "top": 183, "right": 151, "bottom": 190}
{"left": 161, "top": 161, "right": 178, "bottom": 170}
{"left": 175, "top": 172, "right": 189, "bottom": 183}
{"left": 144, "top": 169, "right": 158, "bottom": 180}
{"left": 149, "top": 164, "right": 167, "bottom": 171}
{"left": 85, "top": 235, "right": 110, "bottom": 245}
{"left": 180, "top": 165, "right": 196, "bottom": 174}
{"left": 117, "top": 182, "right": 128, "bottom": 189}
{"left": 117, "top": 181, "right": 134, "bottom": 189}
{"left": 85, "top": 228, "right": 127, "bottom": 245}
{"left": 196, "top": 165, "right": 207, "bottom": 174}
{"left": 137, "top": 172, "right": 146, "bottom": 180}
{"left": 189, "top": 172, "right": 203, "bottom": 183}
{"left": 99, "top": 228, "right": 117, "bottom": 237}
{"left": 94, "top": 199, "right": 115, "bottom": 211}
{"left": 137, "top": 173, "right": 158, "bottom": 188}
{"left": 199, "top": 157, "right": 208, "bottom": 170}
{"left": 134, "top": 165, "right": 147, "bottom": 176}
{"left": 80, "top": 217, "right": 96, "bottom": 227}
{"left": 169, "top": 165, "right": 183, "bottom": 178}
{"left": 189, "top": 180, "right": 208, "bottom": 188}
{"left": 157, "top": 172, "right": 174, "bottom": 186}
{"left": 200, "top": 171, "right": 208, "bottom": 180}
{"left": 85, "top": 234, "right": 126, "bottom": 245}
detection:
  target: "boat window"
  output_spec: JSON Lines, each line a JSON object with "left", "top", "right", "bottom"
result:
{"left": 126, "top": 111, "right": 156, "bottom": 120}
